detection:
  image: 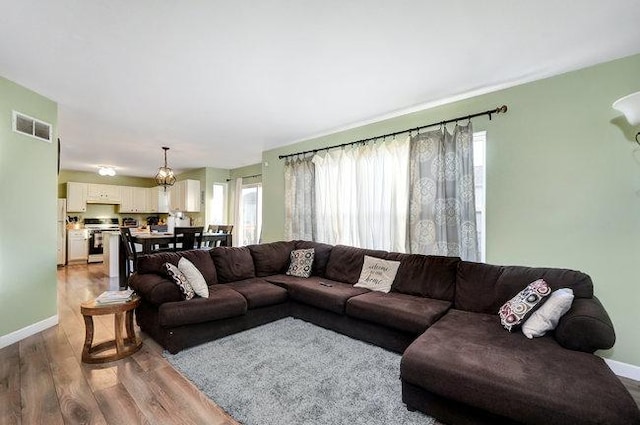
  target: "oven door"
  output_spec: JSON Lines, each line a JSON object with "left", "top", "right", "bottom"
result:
{"left": 88, "top": 230, "right": 104, "bottom": 256}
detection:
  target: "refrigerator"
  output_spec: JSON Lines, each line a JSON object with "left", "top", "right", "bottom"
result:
{"left": 57, "top": 198, "right": 66, "bottom": 265}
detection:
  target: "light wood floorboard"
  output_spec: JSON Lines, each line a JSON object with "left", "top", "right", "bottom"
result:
{"left": 1, "top": 263, "right": 638, "bottom": 424}
{"left": 0, "top": 264, "right": 238, "bottom": 425}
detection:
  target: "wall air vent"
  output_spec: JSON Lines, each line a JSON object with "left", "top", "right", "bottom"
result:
{"left": 12, "top": 110, "right": 52, "bottom": 143}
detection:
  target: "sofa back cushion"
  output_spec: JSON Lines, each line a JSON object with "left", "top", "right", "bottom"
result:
{"left": 247, "top": 241, "right": 297, "bottom": 277}
{"left": 455, "top": 261, "right": 594, "bottom": 314}
{"left": 136, "top": 249, "right": 218, "bottom": 284}
{"left": 324, "top": 245, "right": 388, "bottom": 284}
{"left": 386, "top": 253, "right": 459, "bottom": 301}
{"left": 210, "top": 246, "right": 256, "bottom": 283}
{"left": 294, "top": 240, "right": 334, "bottom": 277}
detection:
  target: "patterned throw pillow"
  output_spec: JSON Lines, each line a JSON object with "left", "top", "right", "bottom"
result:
{"left": 499, "top": 279, "right": 551, "bottom": 332}
{"left": 286, "top": 248, "right": 315, "bottom": 278}
{"left": 164, "top": 262, "right": 195, "bottom": 300}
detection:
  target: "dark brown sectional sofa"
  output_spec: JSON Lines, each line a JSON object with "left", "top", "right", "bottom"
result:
{"left": 128, "top": 240, "right": 640, "bottom": 425}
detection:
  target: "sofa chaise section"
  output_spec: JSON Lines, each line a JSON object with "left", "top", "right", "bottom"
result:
{"left": 401, "top": 309, "right": 639, "bottom": 425}
{"left": 400, "top": 260, "right": 639, "bottom": 425}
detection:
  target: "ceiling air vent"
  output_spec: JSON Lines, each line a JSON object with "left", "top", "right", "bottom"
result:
{"left": 12, "top": 110, "right": 52, "bottom": 143}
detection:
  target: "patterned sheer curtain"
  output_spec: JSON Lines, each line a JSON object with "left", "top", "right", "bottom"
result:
{"left": 284, "top": 156, "right": 315, "bottom": 240}
{"left": 313, "top": 138, "right": 410, "bottom": 251}
{"left": 407, "top": 123, "right": 478, "bottom": 261}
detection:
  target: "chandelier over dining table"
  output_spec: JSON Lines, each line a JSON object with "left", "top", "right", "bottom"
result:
{"left": 155, "top": 146, "right": 176, "bottom": 189}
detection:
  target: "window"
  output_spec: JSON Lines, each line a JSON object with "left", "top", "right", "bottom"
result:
{"left": 210, "top": 183, "right": 227, "bottom": 224}
{"left": 473, "top": 131, "right": 486, "bottom": 262}
{"left": 239, "top": 183, "right": 262, "bottom": 245}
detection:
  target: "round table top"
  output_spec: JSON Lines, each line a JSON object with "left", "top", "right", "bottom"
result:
{"left": 81, "top": 294, "right": 141, "bottom": 315}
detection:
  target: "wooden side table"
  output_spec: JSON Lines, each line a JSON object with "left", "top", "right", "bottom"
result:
{"left": 80, "top": 295, "right": 142, "bottom": 364}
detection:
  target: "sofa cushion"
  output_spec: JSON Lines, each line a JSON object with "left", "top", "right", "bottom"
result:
{"left": 346, "top": 292, "right": 451, "bottom": 334}
{"left": 224, "top": 278, "right": 288, "bottom": 309}
{"left": 263, "top": 274, "right": 308, "bottom": 291}
{"left": 294, "top": 241, "right": 333, "bottom": 276}
{"left": 400, "top": 309, "right": 640, "bottom": 425}
{"left": 455, "top": 261, "right": 593, "bottom": 314}
{"left": 286, "top": 248, "right": 314, "bottom": 278}
{"left": 386, "top": 253, "right": 459, "bottom": 301}
{"left": 324, "top": 245, "right": 388, "bottom": 284}
{"left": 247, "top": 241, "right": 297, "bottom": 277}
{"left": 137, "top": 249, "right": 218, "bottom": 284}
{"left": 283, "top": 276, "right": 370, "bottom": 314}
{"left": 210, "top": 246, "right": 256, "bottom": 283}
{"left": 129, "top": 273, "right": 183, "bottom": 306}
{"left": 158, "top": 285, "right": 247, "bottom": 327}
{"left": 554, "top": 297, "right": 616, "bottom": 352}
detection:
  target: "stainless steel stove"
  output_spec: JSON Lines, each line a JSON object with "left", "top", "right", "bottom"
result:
{"left": 84, "top": 218, "right": 120, "bottom": 263}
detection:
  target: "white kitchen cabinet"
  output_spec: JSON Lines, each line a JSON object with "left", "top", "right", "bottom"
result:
{"left": 146, "top": 186, "right": 169, "bottom": 213}
{"left": 67, "top": 229, "right": 89, "bottom": 263}
{"left": 66, "top": 182, "right": 87, "bottom": 212}
{"left": 168, "top": 179, "right": 201, "bottom": 212}
{"left": 87, "top": 183, "right": 121, "bottom": 203}
{"left": 119, "top": 186, "right": 147, "bottom": 213}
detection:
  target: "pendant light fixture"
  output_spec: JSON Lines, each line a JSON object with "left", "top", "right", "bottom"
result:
{"left": 155, "top": 146, "right": 176, "bottom": 190}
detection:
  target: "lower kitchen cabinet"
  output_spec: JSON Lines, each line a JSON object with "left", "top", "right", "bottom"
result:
{"left": 67, "top": 229, "right": 89, "bottom": 263}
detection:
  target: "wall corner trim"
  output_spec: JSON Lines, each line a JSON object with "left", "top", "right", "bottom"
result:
{"left": 604, "top": 357, "right": 640, "bottom": 381}
{"left": 0, "top": 315, "right": 59, "bottom": 349}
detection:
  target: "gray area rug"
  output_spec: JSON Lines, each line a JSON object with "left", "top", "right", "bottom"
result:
{"left": 164, "top": 318, "right": 439, "bottom": 425}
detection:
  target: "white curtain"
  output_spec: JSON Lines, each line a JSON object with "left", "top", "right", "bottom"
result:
{"left": 313, "top": 138, "right": 410, "bottom": 251}
{"left": 284, "top": 157, "right": 316, "bottom": 241}
{"left": 407, "top": 123, "right": 478, "bottom": 260}
{"left": 233, "top": 177, "right": 242, "bottom": 246}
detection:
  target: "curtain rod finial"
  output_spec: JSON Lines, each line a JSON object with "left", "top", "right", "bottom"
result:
{"left": 497, "top": 105, "right": 508, "bottom": 114}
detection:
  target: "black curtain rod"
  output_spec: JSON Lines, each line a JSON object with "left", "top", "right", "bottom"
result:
{"left": 226, "top": 173, "right": 262, "bottom": 182}
{"left": 278, "top": 105, "right": 508, "bottom": 160}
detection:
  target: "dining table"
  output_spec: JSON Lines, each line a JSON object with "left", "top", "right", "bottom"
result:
{"left": 131, "top": 231, "right": 232, "bottom": 254}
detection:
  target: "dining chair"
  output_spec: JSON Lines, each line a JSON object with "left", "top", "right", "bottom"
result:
{"left": 120, "top": 227, "right": 139, "bottom": 283}
{"left": 218, "top": 225, "right": 233, "bottom": 234}
{"left": 173, "top": 227, "right": 204, "bottom": 251}
{"left": 149, "top": 224, "right": 171, "bottom": 251}
{"left": 207, "top": 224, "right": 219, "bottom": 233}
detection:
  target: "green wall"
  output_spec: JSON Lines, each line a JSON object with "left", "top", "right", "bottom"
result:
{"left": 262, "top": 54, "right": 640, "bottom": 366}
{"left": 0, "top": 76, "right": 58, "bottom": 336}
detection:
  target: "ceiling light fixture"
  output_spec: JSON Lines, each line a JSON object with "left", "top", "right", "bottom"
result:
{"left": 155, "top": 146, "right": 176, "bottom": 190}
{"left": 613, "top": 91, "right": 640, "bottom": 145}
{"left": 98, "top": 166, "right": 116, "bottom": 176}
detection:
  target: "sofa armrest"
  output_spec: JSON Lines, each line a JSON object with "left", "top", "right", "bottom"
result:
{"left": 554, "top": 296, "right": 615, "bottom": 353}
{"left": 128, "top": 272, "right": 182, "bottom": 306}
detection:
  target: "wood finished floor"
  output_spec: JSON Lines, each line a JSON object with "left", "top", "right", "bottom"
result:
{"left": 1, "top": 264, "right": 638, "bottom": 425}
{"left": 0, "top": 264, "right": 238, "bottom": 425}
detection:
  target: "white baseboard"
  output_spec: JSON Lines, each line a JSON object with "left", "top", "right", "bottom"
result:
{"left": 0, "top": 315, "right": 59, "bottom": 349}
{"left": 604, "top": 358, "right": 640, "bottom": 381}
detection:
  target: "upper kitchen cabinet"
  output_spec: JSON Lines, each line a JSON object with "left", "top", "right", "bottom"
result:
{"left": 86, "top": 183, "right": 121, "bottom": 203}
{"left": 146, "top": 186, "right": 169, "bottom": 213}
{"left": 119, "top": 186, "right": 147, "bottom": 213}
{"left": 168, "top": 179, "right": 201, "bottom": 212}
{"left": 67, "top": 182, "right": 87, "bottom": 212}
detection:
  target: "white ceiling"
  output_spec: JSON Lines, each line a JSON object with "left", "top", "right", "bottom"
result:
{"left": 1, "top": 1, "right": 639, "bottom": 177}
